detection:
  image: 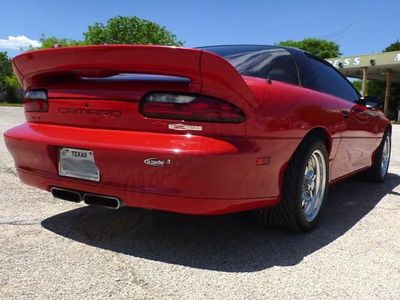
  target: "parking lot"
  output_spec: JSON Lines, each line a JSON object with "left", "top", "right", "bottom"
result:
{"left": 0, "top": 106, "right": 399, "bottom": 299}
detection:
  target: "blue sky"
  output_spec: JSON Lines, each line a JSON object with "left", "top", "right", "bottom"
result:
{"left": 1, "top": 0, "right": 399, "bottom": 57}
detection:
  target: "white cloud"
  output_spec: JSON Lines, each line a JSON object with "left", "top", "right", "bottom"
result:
{"left": 0, "top": 35, "right": 42, "bottom": 50}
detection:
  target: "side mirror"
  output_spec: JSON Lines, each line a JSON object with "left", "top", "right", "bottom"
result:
{"left": 360, "top": 96, "right": 383, "bottom": 110}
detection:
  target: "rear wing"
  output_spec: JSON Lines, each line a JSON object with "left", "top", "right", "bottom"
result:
{"left": 12, "top": 45, "right": 257, "bottom": 107}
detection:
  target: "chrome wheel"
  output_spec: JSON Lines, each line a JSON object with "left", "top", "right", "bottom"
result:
{"left": 302, "top": 149, "right": 327, "bottom": 222}
{"left": 381, "top": 135, "right": 391, "bottom": 177}
{"left": 257, "top": 135, "right": 329, "bottom": 231}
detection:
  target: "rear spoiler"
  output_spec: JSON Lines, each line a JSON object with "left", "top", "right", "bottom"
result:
{"left": 12, "top": 45, "right": 257, "bottom": 107}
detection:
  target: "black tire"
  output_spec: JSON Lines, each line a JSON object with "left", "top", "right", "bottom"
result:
{"left": 257, "top": 135, "right": 329, "bottom": 232}
{"left": 364, "top": 131, "right": 391, "bottom": 182}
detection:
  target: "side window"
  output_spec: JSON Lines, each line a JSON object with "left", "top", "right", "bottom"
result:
{"left": 300, "top": 54, "right": 359, "bottom": 102}
{"left": 260, "top": 51, "right": 299, "bottom": 85}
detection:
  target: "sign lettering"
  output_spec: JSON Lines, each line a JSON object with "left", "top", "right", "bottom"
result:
{"left": 327, "top": 57, "right": 361, "bottom": 67}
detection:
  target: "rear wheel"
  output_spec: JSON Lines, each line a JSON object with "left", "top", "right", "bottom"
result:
{"left": 364, "top": 131, "right": 391, "bottom": 182}
{"left": 257, "top": 135, "right": 329, "bottom": 232}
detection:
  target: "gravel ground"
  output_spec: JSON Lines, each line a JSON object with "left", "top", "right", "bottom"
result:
{"left": 0, "top": 107, "right": 399, "bottom": 299}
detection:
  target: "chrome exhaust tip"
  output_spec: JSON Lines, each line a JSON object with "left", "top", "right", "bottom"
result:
{"left": 51, "top": 187, "right": 82, "bottom": 203}
{"left": 83, "top": 193, "right": 121, "bottom": 209}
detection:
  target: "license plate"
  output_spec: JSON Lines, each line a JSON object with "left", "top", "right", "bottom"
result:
{"left": 58, "top": 148, "right": 100, "bottom": 182}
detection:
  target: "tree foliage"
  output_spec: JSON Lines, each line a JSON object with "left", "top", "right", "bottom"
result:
{"left": 0, "top": 52, "right": 12, "bottom": 86}
{"left": 278, "top": 38, "right": 341, "bottom": 59}
{"left": 0, "top": 52, "right": 22, "bottom": 102}
{"left": 383, "top": 40, "right": 400, "bottom": 52}
{"left": 352, "top": 80, "right": 362, "bottom": 93}
{"left": 2, "top": 74, "right": 22, "bottom": 103}
{"left": 37, "top": 35, "right": 84, "bottom": 49}
{"left": 35, "top": 16, "right": 183, "bottom": 50}
{"left": 84, "top": 16, "right": 183, "bottom": 46}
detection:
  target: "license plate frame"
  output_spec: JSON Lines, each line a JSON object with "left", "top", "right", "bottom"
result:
{"left": 58, "top": 147, "right": 100, "bottom": 182}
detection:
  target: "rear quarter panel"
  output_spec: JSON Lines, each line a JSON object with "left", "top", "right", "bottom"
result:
{"left": 243, "top": 76, "right": 344, "bottom": 185}
{"left": 244, "top": 76, "right": 342, "bottom": 141}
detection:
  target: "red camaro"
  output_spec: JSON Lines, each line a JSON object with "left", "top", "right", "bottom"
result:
{"left": 4, "top": 45, "right": 391, "bottom": 231}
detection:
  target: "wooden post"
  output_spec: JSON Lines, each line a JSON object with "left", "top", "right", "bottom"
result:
{"left": 384, "top": 69, "right": 392, "bottom": 117}
{"left": 361, "top": 67, "right": 368, "bottom": 97}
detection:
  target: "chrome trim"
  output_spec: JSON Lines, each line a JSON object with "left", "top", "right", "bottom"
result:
{"left": 83, "top": 193, "right": 121, "bottom": 210}
{"left": 51, "top": 187, "right": 82, "bottom": 203}
{"left": 301, "top": 149, "right": 327, "bottom": 222}
{"left": 381, "top": 135, "right": 391, "bottom": 177}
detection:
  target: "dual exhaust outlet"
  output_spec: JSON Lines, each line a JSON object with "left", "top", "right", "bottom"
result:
{"left": 51, "top": 187, "right": 121, "bottom": 209}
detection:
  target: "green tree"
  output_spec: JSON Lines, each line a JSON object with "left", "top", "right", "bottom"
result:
{"left": 36, "top": 35, "right": 84, "bottom": 49}
{"left": 0, "top": 52, "right": 22, "bottom": 103}
{"left": 84, "top": 16, "right": 183, "bottom": 46}
{"left": 278, "top": 38, "right": 341, "bottom": 59}
{"left": 352, "top": 80, "right": 362, "bottom": 93}
{"left": 0, "top": 52, "right": 12, "bottom": 90}
{"left": 35, "top": 17, "right": 183, "bottom": 49}
{"left": 3, "top": 75, "right": 22, "bottom": 103}
{"left": 383, "top": 40, "right": 400, "bottom": 52}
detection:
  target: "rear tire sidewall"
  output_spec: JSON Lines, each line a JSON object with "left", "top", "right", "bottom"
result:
{"left": 377, "top": 133, "right": 391, "bottom": 180}
{"left": 367, "top": 130, "right": 391, "bottom": 182}
{"left": 256, "top": 135, "right": 330, "bottom": 232}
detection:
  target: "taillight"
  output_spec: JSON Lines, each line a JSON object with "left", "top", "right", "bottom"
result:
{"left": 141, "top": 93, "right": 245, "bottom": 123}
{"left": 23, "top": 90, "right": 48, "bottom": 112}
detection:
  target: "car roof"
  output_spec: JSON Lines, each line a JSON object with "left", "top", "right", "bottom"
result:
{"left": 196, "top": 44, "right": 306, "bottom": 55}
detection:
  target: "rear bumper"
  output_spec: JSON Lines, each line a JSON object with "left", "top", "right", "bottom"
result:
{"left": 4, "top": 123, "right": 298, "bottom": 214}
{"left": 17, "top": 169, "right": 277, "bottom": 214}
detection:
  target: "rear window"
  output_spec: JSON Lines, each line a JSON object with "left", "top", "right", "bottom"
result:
{"left": 199, "top": 45, "right": 299, "bottom": 85}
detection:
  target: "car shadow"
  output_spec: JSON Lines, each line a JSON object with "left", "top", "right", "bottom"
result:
{"left": 41, "top": 173, "right": 400, "bottom": 272}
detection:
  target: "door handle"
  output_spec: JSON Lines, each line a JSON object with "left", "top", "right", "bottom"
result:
{"left": 350, "top": 106, "right": 366, "bottom": 114}
{"left": 341, "top": 109, "right": 350, "bottom": 119}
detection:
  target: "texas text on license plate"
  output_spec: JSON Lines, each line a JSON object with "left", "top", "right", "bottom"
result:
{"left": 58, "top": 148, "right": 100, "bottom": 182}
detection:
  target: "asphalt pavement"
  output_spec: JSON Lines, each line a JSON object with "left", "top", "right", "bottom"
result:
{"left": 0, "top": 107, "right": 399, "bottom": 299}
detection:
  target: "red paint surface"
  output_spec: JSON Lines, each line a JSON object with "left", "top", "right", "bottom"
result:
{"left": 4, "top": 45, "right": 389, "bottom": 214}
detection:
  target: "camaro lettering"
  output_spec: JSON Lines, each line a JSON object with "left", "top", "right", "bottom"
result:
{"left": 144, "top": 158, "right": 171, "bottom": 167}
{"left": 58, "top": 108, "right": 122, "bottom": 117}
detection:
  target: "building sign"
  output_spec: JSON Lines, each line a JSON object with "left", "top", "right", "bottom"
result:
{"left": 327, "top": 51, "right": 400, "bottom": 69}
{"left": 326, "top": 57, "right": 361, "bottom": 67}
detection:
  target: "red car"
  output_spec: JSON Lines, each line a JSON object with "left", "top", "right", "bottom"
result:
{"left": 4, "top": 45, "right": 391, "bottom": 232}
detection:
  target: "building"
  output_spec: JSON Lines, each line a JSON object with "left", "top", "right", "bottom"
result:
{"left": 327, "top": 50, "right": 400, "bottom": 117}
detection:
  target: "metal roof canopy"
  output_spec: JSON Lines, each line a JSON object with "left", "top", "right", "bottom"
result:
{"left": 327, "top": 50, "right": 400, "bottom": 116}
